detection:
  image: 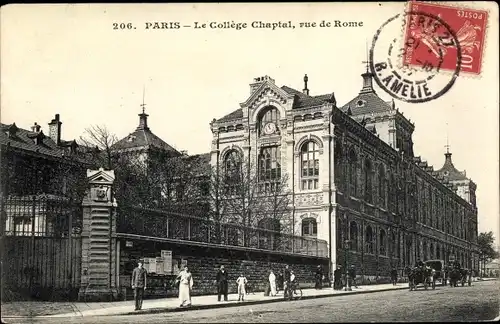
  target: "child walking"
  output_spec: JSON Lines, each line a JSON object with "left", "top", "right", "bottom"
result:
{"left": 236, "top": 273, "right": 248, "bottom": 302}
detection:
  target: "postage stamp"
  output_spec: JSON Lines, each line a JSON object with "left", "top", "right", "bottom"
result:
{"left": 370, "top": 10, "right": 461, "bottom": 103}
{"left": 402, "top": 1, "right": 488, "bottom": 75}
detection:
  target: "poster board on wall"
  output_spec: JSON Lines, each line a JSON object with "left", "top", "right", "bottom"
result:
{"left": 161, "top": 250, "right": 173, "bottom": 274}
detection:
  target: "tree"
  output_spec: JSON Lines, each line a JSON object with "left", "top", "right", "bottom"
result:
{"left": 206, "top": 155, "right": 293, "bottom": 246}
{"left": 478, "top": 231, "right": 500, "bottom": 277}
{"left": 78, "top": 125, "right": 118, "bottom": 170}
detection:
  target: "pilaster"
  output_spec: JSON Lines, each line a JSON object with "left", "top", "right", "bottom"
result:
{"left": 78, "top": 168, "right": 119, "bottom": 302}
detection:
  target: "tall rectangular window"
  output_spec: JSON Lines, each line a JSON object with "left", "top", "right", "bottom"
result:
{"left": 258, "top": 146, "right": 281, "bottom": 192}
{"left": 301, "top": 141, "right": 320, "bottom": 190}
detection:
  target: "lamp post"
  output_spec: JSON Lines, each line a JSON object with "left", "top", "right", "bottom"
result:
{"left": 344, "top": 239, "right": 352, "bottom": 291}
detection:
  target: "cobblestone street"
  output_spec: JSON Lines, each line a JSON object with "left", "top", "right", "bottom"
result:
{"left": 3, "top": 281, "right": 498, "bottom": 323}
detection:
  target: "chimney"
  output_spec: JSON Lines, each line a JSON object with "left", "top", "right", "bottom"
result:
{"left": 249, "top": 75, "right": 275, "bottom": 95}
{"left": 48, "top": 114, "right": 62, "bottom": 145}
{"left": 31, "top": 122, "right": 41, "bottom": 133}
{"left": 303, "top": 74, "right": 309, "bottom": 96}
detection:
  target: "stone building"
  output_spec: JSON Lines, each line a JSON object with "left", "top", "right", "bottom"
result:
{"left": 112, "top": 108, "right": 211, "bottom": 215}
{"left": 209, "top": 70, "right": 479, "bottom": 280}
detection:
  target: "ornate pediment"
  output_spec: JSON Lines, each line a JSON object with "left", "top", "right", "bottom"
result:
{"left": 86, "top": 168, "right": 116, "bottom": 203}
{"left": 87, "top": 168, "right": 115, "bottom": 184}
{"left": 241, "top": 81, "right": 294, "bottom": 110}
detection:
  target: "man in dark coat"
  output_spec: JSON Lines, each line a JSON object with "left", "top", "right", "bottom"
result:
{"left": 131, "top": 260, "right": 147, "bottom": 311}
{"left": 216, "top": 265, "right": 229, "bottom": 301}
{"left": 283, "top": 265, "right": 291, "bottom": 299}
{"left": 390, "top": 268, "right": 398, "bottom": 286}
{"left": 315, "top": 265, "right": 323, "bottom": 289}
{"left": 348, "top": 265, "right": 358, "bottom": 288}
{"left": 334, "top": 265, "right": 342, "bottom": 290}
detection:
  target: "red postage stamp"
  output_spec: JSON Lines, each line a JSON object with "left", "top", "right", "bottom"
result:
{"left": 402, "top": 1, "right": 488, "bottom": 75}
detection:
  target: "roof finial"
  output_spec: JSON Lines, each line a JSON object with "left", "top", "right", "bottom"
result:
{"left": 360, "top": 40, "right": 375, "bottom": 94}
{"left": 141, "top": 85, "right": 146, "bottom": 114}
{"left": 303, "top": 74, "right": 309, "bottom": 95}
{"left": 362, "top": 39, "right": 370, "bottom": 73}
{"left": 445, "top": 122, "right": 450, "bottom": 153}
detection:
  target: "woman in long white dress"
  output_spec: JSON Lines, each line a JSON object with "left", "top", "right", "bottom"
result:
{"left": 177, "top": 265, "right": 194, "bottom": 307}
{"left": 269, "top": 270, "right": 277, "bottom": 297}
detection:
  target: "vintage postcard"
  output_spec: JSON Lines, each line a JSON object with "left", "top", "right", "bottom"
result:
{"left": 1, "top": 2, "right": 498, "bottom": 323}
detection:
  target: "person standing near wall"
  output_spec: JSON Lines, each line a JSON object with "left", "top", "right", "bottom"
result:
{"left": 177, "top": 265, "right": 194, "bottom": 307}
{"left": 269, "top": 270, "right": 277, "bottom": 296}
{"left": 131, "top": 260, "right": 147, "bottom": 311}
{"left": 283, "top": 265, "right": 291, "bottom": 300}
{"left": 216, "top": 265, "right": 229, "bottom": 301}
{"left": 315, "top": 265, "right": 323, "bottom": 289}
{"left": 334, "top": 265, "right": 342, "bottom": 290}
{"left": 236, "top": 272, "right": 248, "bottom": 302}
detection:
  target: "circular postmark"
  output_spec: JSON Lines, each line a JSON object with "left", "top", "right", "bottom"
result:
{"left": 369, "top": 11, "right": 462, "bottom": 103}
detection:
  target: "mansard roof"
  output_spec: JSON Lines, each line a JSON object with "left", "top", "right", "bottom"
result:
{"left": 339, "top": 91, "right": 394, "bottom": 116}
{"left": 216, "top": 85, "right": 335, "bottom": 123}
{"left": 112, "top": 112, "right": 179, "bottom": 154}
{"left": 436, "top": 152, "right": 469, "bottom": 181}
{"left": 1, "top": 123, "right": 62, "bottom": 157}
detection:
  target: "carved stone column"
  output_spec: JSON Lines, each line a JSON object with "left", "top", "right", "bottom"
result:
{"left": 78, "top": 168, "right": 118, "bottom": 302}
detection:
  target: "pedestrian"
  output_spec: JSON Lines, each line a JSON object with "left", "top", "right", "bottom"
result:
{"left": 269, "top": 270, "right": 277, "bottom": 296}
{"left": 334, "top": 265, "right": 342, "bottom": 290}
{"left": 216, "top": 265, "right": 229, "bottom": 301}
{"left": 315, "top": 265, "right": 323, "bottom": 289}
{"left": 390, "top": 267, "right": 398, "bottom": 286}
{"left": 349, "top": 265, "right": 358, "bottom": 288}
{"left": 176, "top": 265, "right": 193, "bottom": 307}
{"left": 236, "top": 273, "right": 247, "bottom": 301}
{"left": 131, "top": 260, "right": 147, "bottom": 311}
{"left": 283, "top": 265, "right": 291, "bottom": 299}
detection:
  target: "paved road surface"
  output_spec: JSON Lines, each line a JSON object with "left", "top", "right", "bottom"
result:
{"left": 3, "top": 281, "right": 499, "bottom": 323}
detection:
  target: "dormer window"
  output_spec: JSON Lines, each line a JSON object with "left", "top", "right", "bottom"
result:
{"left": 444, "top": 171, "right": 449, "bottom": 176}
{"left": 357, "top": 100, "right": 365, "bottom": 107}
{"left": 128, "top": 135, "right": 137, "bottom": 142}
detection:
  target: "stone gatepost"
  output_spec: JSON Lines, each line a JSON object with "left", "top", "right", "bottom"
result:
{"left": 78, "top": 168, "right": 118, "bottom": 302}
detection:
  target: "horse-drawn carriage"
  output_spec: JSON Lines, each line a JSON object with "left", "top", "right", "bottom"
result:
{"left": 424, "top": 260, "right": 447, "bottom": 286}
{"left": 407, "top": 264, "right": 436, "bottom": 291}
{"left": 447, "top": 265, "right": 472, "bottom": 287}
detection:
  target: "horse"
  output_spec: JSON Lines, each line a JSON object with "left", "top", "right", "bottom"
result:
{"left": 448, "top": 267, "right": 462, "bottom": 287}
{"left": 408, "top": 266, "right": 434, "bottom": 291}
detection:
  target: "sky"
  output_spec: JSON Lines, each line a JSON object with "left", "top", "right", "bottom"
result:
{"left": 1, "top": 3, "right": 498, "bottom": 245}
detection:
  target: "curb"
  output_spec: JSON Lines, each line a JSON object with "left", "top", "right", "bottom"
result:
{"left": 118, "top": 286, "right": 409, "bottom": 316}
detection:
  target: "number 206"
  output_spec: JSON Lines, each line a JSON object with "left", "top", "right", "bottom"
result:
{"left": 113, "top": 23, "right": 134, "bottom": 29}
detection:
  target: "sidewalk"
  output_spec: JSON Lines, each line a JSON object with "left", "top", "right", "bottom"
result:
{"left": 2, "top": 279, "right": 496, "bottom": 319}
{"left": 2, "top": 283, "right": 408, "bottom": 318}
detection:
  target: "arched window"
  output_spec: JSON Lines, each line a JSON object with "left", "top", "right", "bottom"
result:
{"left": 224, "top": 150, "right": 242, "bottom": 195}
{"left": 378, "top": 164, "right": 386, "bottom": 208}
{"left": 364, "top": 159, "right": 373, "bottom": 203}
{"left": 301, "top": 141, "right": 320, "bottom": 190}
{"left": 302, "top": 218, "right": 317, "bottom": 237}
{"left": 258, "top": 146, "right": 281, "bottom": 192}
{"left": 348, "top": 148, "right": 358, "bottom": 196}
{"left": 365, "top": 225, "right": 374, "bottom": 254}
{"left": 258, "top": 106, "right": 280, "bottom": 136}
{"left": 349, "top": 221, "right": 358, "bottom": 251}
{"left": 429, "top": 242, "right": 434, "bottom": 259}
{"left": 379, "top": 229, "right": 387, "bottom": 256}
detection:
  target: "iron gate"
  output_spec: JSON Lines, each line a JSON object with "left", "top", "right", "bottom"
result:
{"left": 1, "top": 194, "right": 83, "bottom": 301}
